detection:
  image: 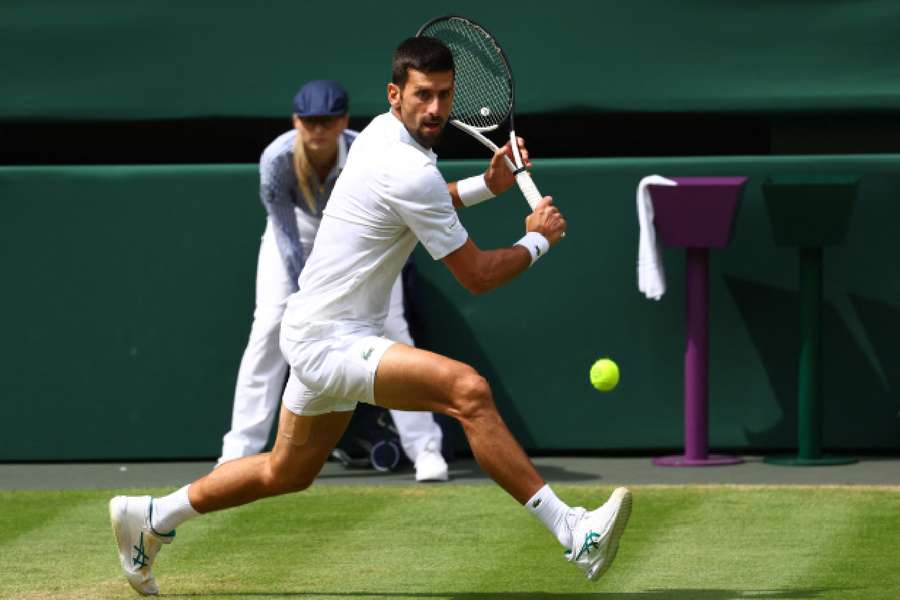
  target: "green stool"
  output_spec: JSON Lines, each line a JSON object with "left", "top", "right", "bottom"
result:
{"left": 761, "top": 175, "right": 859, "bottom": 466}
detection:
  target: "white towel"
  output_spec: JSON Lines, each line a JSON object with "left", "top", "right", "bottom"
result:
{"left": 636, "top": 175, "right": 677, "bottom": 300}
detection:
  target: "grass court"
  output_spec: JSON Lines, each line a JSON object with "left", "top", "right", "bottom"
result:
{"left": 2, "top": 484, "right": 898, "bottom": 599}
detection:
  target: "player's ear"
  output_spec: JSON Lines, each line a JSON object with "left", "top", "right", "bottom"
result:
{"left": 387, "top": 82, "right": 401, "bottom": 109}
{"left": 292, "top": 115, "right": 302, "bottom": 129}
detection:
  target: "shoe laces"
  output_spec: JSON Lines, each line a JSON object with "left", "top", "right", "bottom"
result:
{"left": 132, "top": 531, "right": 151, "bottom": 568}
{"left": 574, "top": 529, "right": 603, "bottom": 560}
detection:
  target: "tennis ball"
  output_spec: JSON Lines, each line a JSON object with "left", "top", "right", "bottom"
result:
{"left": 589, "top": 358, "right": 619, "bottom": 392}
{"left": 480, "top": 106, "right": 491, "bottom": 116}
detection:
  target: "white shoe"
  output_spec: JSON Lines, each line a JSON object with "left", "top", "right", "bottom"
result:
{"left": 414, "top": 440, "right": 449, "bottom": 482}
{"left": 566, "top": 487, "right": 632, "bottom": 581}
{"left": 109, "top": 495, "right": 175, "bottom": 596}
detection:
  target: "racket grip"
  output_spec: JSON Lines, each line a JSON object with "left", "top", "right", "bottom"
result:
{"left": 515, "top": 170, "right": 543, "bottom": 210}
{"left": 516, "top": 170, "right": 566, "bottom": 239}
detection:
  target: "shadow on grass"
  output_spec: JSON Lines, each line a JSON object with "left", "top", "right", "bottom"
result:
{"left": 315, "top": 460, "right": 602, "bottom": 483}
{"left": 168, "top": 587, "right": 840, "bottom": 599}
{"left": 441, "top": 461, "right": 603, "bottom": 483}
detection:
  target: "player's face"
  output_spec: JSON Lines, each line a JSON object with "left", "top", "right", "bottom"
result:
{"left": 389, "top": 69, "right": 454, "bottom": 149}
{"left": 294, "top": 114, "right": 349, "bottom": 155}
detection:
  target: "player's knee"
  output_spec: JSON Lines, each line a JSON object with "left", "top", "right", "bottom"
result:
{"left": 451, "top": 369, "right": 494, "bottom": 421}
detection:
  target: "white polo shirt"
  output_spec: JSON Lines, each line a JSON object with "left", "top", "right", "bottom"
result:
{"left": 281, "top": 111, "right": 469, "bottom": 341}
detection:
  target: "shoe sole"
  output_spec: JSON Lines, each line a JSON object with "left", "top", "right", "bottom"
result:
{"left": 109, "top": 496, "right": 159, "bottom": 596}
{"left": 589, "top": 486, "right": 632, "bottom": 581}
{"left": 415, "top": 472, "right": 449, "bottom": 482}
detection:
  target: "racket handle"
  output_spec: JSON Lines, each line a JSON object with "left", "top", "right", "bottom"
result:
{"left": 515, "top": 170, "right": 543, "bottom": 210}
{"left": 516, "top": 170, "right": 566, "bottom": 239}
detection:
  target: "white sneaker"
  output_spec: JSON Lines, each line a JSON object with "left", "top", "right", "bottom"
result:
{"left": 566, "top": 486, "right": 632, "bottom": 581}
{"left": 109, "top": 495, "right": 175, "bottom": 596}
{"left": 414, "top": 440, "right": 449, "bottom": 482}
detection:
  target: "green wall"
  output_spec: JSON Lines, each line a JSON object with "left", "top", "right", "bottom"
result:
{"left": 2, "top": 157, "right": 899, "bottom": 460}
{"left": 3, "top": 1, "right": 900, "bottom": 119}
{"left": 428, "top": 157, "right": 900, "bottom": 453}
{"left": 5, "top": 3, "right": 900, "bottom": 461}
{"left": 1, "top": 166, "right": 260, "bottom": 460}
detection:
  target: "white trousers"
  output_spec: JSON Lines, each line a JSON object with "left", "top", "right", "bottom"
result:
{"left": 219, "top": 218, "right": 442, "bottom": 464}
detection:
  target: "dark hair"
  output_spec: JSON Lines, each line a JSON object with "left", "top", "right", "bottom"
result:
{"left": 391, "top": 37, "right": 454, "bottom": 86}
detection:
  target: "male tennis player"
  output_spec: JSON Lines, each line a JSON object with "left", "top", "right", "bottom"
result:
{"left": 110, "top": 37, "right": 630, "bottom": 596}
{"left": 218, "top": 79, "right": 448, "bottom": 482}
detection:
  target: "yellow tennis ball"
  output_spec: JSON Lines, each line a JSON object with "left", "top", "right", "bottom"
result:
{"left": 590, "top": 358, "right": 619, "bottom": 392}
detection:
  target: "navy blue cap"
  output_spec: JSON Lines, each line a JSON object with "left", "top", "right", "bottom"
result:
{"left": 292, "top": 80, "right": 349, "bottom": 117}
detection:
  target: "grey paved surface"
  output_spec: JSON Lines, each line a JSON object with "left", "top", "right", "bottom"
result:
{"left": 2, "top": 455, "right": 898, "bottom": 490}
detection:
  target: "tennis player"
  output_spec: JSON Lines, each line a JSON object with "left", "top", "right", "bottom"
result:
{"left": 219, "top": 79, "right": 448, "bottom": 482}
{"left": 111, "top": 37, "right": 630, "bottom": 596}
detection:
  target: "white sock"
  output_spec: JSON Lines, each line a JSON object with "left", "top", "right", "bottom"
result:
{"left": 524, "top": 484, "right": 575, "bottom": 549}
{"left": 151, "top": 485, "right": 200, "bottom": 534}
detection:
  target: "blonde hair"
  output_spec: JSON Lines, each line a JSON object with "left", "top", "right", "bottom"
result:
{"left": 291, "top": 133, "right": 320, "bottom": 214}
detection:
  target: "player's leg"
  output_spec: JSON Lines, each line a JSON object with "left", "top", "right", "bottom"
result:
{"left": 372, "top": 343, "right": 631, "bottom": 580}
{"left": 111, "top": 375, "right": 351, "bottom": 595}
{"left": 190, "top": 407, "right": 352, "bottom": 512}
{"left": 373, "top": 343, "right": 540, "bottom": 502}
{"left": 382, "top": 275, "right": 447, "bottom": 481}
{"left": 219, "top": 220, "right": 293, "bottom": 464}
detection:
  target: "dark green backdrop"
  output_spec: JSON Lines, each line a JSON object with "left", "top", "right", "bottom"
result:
{"left": 3, "top": 1, "right": 900, "bottom": 119}
{"left": 3, "top": 157, "right": 899, "bottom": 460}
{"left": 5, "top": 2, "right": 900, "bottom": 460}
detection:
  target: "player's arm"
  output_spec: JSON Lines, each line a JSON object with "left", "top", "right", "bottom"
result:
{"left": 442, "top": 196, "right": 564, "bottom": 294}
{"left": 447, "top": 137, "right": 531, "bottom": 209}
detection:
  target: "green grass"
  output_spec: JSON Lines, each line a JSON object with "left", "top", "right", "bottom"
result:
{"left": 1, "top": 484, "right": 898, "bottom": 600}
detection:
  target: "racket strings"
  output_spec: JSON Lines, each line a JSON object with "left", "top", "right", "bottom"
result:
{"left": 419, "top": 18, "right": 512, "bottom": 130}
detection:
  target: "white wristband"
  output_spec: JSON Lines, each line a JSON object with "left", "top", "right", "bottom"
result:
{"left": 514, "top": 231, "right": 550, "bottom": 266}
{"left": 457, "top": 174, "right": 495, "bottom": 207}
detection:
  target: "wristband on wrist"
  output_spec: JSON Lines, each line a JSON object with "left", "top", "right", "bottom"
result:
{"left": 514, "top": 231, "right": 550, "bottom": 266}
{"left": 456, "top": 174, "right": 495, "bottom": 207}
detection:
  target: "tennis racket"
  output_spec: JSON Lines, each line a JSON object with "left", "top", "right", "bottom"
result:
{"left": 416, "top": 15, "right": 544, "bottom": 210}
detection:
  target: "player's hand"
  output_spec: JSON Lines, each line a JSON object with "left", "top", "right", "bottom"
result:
{"left": 525, "top": 196, "right": 566, "bottom": 246}
{"left": 484, "top": 136, "right": 531, "bottom": 195}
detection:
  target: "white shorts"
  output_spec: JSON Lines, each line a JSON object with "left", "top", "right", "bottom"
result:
{"left": 279, "top": 333, "right": 396, "bottom": 416}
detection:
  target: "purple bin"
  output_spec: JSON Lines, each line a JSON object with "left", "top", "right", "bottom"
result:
{"left": 647, "top": 177, "right": 747, "bottom": 467}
